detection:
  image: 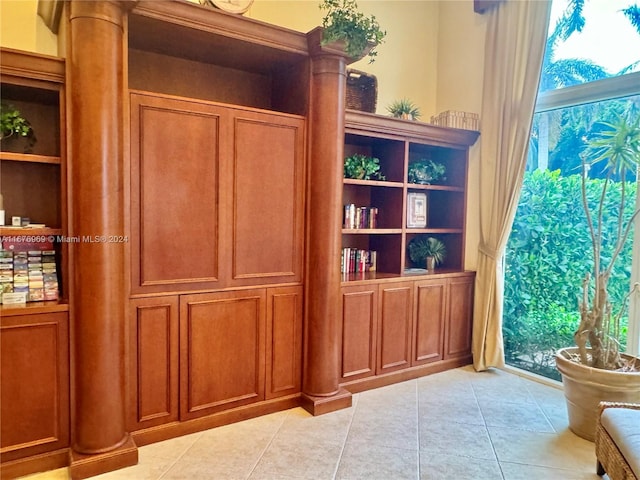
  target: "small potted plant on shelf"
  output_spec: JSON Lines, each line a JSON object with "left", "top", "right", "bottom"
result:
{"left": 0, "top": 103, "right": 36, "bottom": 153}
{"left": 408, "top": 158, "right": 446, "bottom": 185}
{"left": 387, "top": 99, "right": 421, "bottom": 121}
{"left": 554, "top": 114, "right": 640, "bottom": 441}
{"left": 408, "top": 235, "right": 446, "bottom": 272}
{"left": 344, "top": 153, "right": 385, "bottom": 180}
{"left": 320, "top": 0, "right": 386, "bottom": 63}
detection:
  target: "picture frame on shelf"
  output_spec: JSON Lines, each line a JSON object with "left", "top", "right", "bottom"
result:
{"left": 407, "top": 192, "right": 427, "bottom": 228}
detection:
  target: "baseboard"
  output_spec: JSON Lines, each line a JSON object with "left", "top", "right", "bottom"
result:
{"left": 69, "top": 436, "right": 138, "bottom": 480}
{"left": 0, "top": 448, "right": 68, "bottom": 480}
{"left": 132, "top": 394, "right": 301, "bottom": 447}
{"left": 340, "top": 355, "right": 472, "bottom": 393}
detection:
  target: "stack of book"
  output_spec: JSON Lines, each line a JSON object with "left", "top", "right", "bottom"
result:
{"left": 0, "top": 251, "right": 13, "bottom": 302}
{"left": 0, "top": 249, "right": 58, "bottom": 303}
{"left": 343, "top": 204, "right": 378, "bottom": 229}
{"left": 341, "top": 248, "right": 377, "bottom": 273}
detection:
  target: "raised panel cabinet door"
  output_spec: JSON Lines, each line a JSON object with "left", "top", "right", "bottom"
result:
{"left": 377, "top": 282, "right": 413, "bottom": 374}
{"left": 179, "top": 289, "right": 266, "bottom": 420}
{"left": 340, "top": 284, "right": 378, "bottom": 381}
{"left": 128, "top": 296, "right": 179, "bottom": 431}
{"left": 413, "top": 279, "right": 447, "bottom": 365}
{"left": 445, "top": 275, "right": 475, "bottom": 359}
{"left": 230, "top": 110, "right": 305, "bottom": 286}
{"left": 265, "top": 286, "right": 303, "bottom": 399}
{"left": 130, "top": 92, "right": 226, "bottom": 293}
{"left": 0, "top": 312, "right": 69, "bottom": 462}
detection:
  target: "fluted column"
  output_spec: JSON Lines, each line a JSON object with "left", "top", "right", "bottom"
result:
{"left": 302, "top": 29, "right": 353, "bottom": 414}
{"left": 67, "top": 1, "right": 137, "bottom": 476}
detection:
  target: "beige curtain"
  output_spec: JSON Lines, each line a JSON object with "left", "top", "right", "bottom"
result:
{"left": 472, "top": 0, "right": 552, "bottom": 371}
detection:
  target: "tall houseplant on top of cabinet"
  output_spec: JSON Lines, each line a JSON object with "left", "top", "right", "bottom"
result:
{"left": 555, "top": 115, "right": 640, "bottom": 442}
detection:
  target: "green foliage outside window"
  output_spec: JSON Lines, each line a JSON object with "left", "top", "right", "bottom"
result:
{"left": 503, "top": 169, "right": 636, "bottom": 379}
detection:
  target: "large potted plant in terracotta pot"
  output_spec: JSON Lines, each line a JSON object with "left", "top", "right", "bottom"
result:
{"left": 555, "top": 114, "right": 640, "bottom": 441}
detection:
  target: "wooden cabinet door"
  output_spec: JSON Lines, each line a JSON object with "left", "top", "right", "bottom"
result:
{"left": 179, "top": 289, "right": 266, "bottom": 420}
{"left": 377, "top": 281, "right": 413, "bottom": 374}
{"left": 128, "top": 296, "right": 179, "bottom": 431}
{"left": 413, "top": 279, "right": 447, "bottom": 365}
{"left": 340, "top": 284, "right": 378, "bottom": 381}
{"left": 130, "top": 92, "right": 227, "bottom": 294}
{"left": 0, "top": 312, "right": 69, "bottom": 462}
{"left": 229, "top": 110, "right": 305, "bottom": 287}
{"left": 445, "top": 274, "right": 475, "bottom": 359}
{"left": 266, "top": 286, "right": 302, "bottom": 399}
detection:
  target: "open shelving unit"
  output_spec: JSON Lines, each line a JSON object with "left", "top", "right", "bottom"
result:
{"left": 0, "top": 48, "right": 67, "bottom": 313}
{"left": 341, "top": 110, "right": 479, "bottom": 281}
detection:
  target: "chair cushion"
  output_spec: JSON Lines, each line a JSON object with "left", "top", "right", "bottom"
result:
{"left": 601, "top": 408, "right": 640, "bottom": 477}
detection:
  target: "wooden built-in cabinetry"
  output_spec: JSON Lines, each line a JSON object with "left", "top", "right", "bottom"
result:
{"left": 1, "top": 2, "right": 480, "bottom": 478}
{"left": 340, "top": 111, "right": 478, "bottom": 391}
{"left": 0, "top": 48, "right": 70, "bottom": 477}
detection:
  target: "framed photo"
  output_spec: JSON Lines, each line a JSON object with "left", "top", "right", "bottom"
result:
{"left": 407, "top": 192, "right": 427, "bottom": 228}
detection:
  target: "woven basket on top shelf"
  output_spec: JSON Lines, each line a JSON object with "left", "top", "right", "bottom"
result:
{"left": 346, "top": 69, "right": 377, "bottom": 113}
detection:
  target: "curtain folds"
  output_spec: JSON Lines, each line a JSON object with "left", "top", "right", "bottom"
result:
{"left": 472, "top": 0, "right": 552, "bottom": 371}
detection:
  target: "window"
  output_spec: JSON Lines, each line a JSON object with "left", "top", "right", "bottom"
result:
{"left": 503, "top": 0, "right": 640, "bottom": 380}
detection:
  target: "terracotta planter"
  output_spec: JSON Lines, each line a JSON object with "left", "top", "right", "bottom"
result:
{"left": 555, "top": 347, "right": 640, "bottom": 441}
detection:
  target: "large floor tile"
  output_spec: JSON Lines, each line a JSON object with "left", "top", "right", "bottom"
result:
{"left": 478, "top": 399, "right": 555, "bottom": 433}
{"left": 336, "top": 443, "right": 418, "bottom": 480}
{"left": 419, "top": 452, "right": 503, "bottom": 480}
{"left": 419, "top": 419, "right": 496, "bottom": 461}
{"left": 500, "top": 461, "right": 604, "bottom": 480}
{"left": 488, "top": 426, "right": 596, "bottom": 472}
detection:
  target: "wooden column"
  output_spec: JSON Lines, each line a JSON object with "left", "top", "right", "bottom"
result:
{"left": 67, "top": 1, "right": 137, "bottom": 477}
{"left": 301, "top": 29, "right": 353, "bottom": 415}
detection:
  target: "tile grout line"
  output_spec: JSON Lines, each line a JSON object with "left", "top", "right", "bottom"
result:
{"left": 156, "top": 431, "right": 205, "bottom": 480}
{"left": 470, "top": 376, "right": 507, "bottom": 480}
{"left": 330, "top": 393, "right": 359, "bottom": 480}
{"left": 244, "top": 410, "right": 291, "bottom": 480}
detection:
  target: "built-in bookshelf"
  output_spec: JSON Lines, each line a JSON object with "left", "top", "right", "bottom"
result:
{"left": 0, "top": 48, "right": 66, "bottom": 312}
{"left": 342, "top": 110, "right": 479, "bottom": 282}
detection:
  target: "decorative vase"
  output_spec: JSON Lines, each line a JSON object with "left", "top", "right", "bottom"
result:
{"left": 426, "top": 256, "right": 436, "bottom": 272}
{"left": 555, "top": 347, "right": 640, "bottom": 441}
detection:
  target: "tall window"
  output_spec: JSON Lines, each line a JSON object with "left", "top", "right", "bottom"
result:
{"left": 503, "top": 0, "right": 640, "bottom": 380}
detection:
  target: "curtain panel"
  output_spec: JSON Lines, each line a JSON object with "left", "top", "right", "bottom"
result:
{"left": 472, "top": 0, "right": 552, "bottom": 371}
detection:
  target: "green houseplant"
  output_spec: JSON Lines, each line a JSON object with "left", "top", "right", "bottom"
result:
{"left": 387, "top": 98, "right": 421, "bottom": 121}
{"left": 555, "top": 114, "right": 640, "bottom": 441}
{"left": 344, "top": 153, "right": 385, "bottom": 180}
{"left": 408, "top": 236, "right": 446, "bottom": 271}
{"left": 0, "top": 103, "right": 36, "bottom": 152}
{"left": 320, "top": 0, "right": 386, "bottom": 63}
{"left": 408, "top": 159, "right": 446, "bottom": 185}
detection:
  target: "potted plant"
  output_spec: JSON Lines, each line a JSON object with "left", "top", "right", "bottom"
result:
{"left": 320, "top": 0, "right": 386, "bottom": 63}
{"left": 344, "top": 153, "right": 385, "bottom": 180}
{"left": 408, "top": 235, "right": 446, "bottom": 271}
{"left": 408, "top": 158, "right": 446, "bottom": 185}
{"left": 0, "top": 103, "right": 36, "bottom": 153}
{"left": 555, "top": 114, "right": 640, "bottom": 441}
{"left": 387, "top": 99, "right": 421, "bottom": 121}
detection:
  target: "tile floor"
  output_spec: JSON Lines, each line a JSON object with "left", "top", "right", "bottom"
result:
{"left": 24, "top": 366, "right": 605, "bottom": 480}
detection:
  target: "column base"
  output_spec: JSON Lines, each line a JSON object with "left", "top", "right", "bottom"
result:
{"left": 69, "top": 435, "right": 138, "bottom": 480}
{"left": 300, "top": 387, "right": 352, "bottom": 416}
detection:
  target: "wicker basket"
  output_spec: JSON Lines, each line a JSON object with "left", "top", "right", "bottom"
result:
{"left": 346, "top": 69, "right": 377, "bottom": 113}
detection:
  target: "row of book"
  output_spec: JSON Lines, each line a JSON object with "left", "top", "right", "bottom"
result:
{"left": 343, "top": 204, "right": 378, "bottom": 229}
{"left": 0, "top": 249, "right": 59, "bottom": 303}
{"left": 341, "top": 248, "right": 377, "bottom": 273}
